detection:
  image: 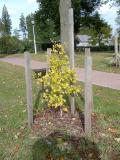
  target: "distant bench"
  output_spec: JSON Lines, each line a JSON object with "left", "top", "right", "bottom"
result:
{"left": 33, "top": 68, "right": 49, "bottom": 77}
{"left": 33, "top": 68, "right": 49, "bottom": 89}
{"left": 33, "top": 68, "right": 49, "bottom": 78}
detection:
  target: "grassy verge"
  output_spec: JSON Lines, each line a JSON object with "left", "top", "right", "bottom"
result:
{"left": 0, "top": 62, "right": 42, "bottom": 159}
{"left": 0, "top": 62, "right": 120, "bottom": 159}
{"left": 75, "top": 52, "right": 120, "bottom": 73}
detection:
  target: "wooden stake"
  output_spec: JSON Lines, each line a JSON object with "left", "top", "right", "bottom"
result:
{"left": 115, "top": 34, "right": 118, "bottom": 68}
{"left": 24, "top": 52, "right": 33, "bottom": 128}
{"left": 59, "top": 0, "right": 71, "bottom": 53}
{"left": 115, "top": 34, "right": 118, "bottom": 55}
{"left": 68, "top": 8, "right": 75, "bottom": 68}
{"left": 84, "top": 48, "right": 93, "bottom": 136}
{"left": 68, "top": 8, "right": 75, "bottom": 115}
{"left": 47, "top": 48, "right": 51, "bottom": 69}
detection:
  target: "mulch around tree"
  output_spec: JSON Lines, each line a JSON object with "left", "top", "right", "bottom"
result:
{"left": 30, "top": 109, "right": 120, "bottom": 160}
{"left": 31, "top": 109, "right": 102, "bottom": 160}
{"left": 32, "top": 109, "right": 85, "bottom": 137}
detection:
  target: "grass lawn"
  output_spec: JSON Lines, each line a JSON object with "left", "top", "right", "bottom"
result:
{"left": 0, "top": 62, "right": 120, "bottom": 159}
{"left": 1, "top": 51, "right": 120, "bottom": 73}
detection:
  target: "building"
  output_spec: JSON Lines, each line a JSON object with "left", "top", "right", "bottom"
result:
{"left": 75, "top": 34, "right": 113, "bottom": 48}
{"left": 75, "top": 35, "right": 91, "bottom": 47}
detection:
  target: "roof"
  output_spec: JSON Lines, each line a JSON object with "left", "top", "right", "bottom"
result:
{"left": 76, "top": 35, "right": 91, "bottom": 42}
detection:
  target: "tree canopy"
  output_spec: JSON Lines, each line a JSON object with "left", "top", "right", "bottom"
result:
{"left": 19, "top": 13, "right": 27, "bottom": 39}
{"left": 80, "top": 12, "right": 112, "bottom": 46}
{"left": 90, "top": 12, "right": 112, "bottom": 46}
{"left": 1, "top": 5, "right": 12, "bottom": 36}
{"left": 35, "top": 0, "right": 102, "bottom": 34}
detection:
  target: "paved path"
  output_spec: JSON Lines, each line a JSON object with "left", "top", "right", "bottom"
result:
{"left": 0, "top": 57, "right": 120, "bottom": 90}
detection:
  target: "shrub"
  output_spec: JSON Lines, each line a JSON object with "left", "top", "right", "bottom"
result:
{"left": 0, "top": 36, "right": 22, "bottom": 54}
{"left": 37, "top": 44, "right": 80, "bottom": 110}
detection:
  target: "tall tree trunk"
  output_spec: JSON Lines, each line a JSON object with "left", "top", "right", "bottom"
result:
{"left": 59, "top": 0, "right": 71, "bottom": 54}
{"left": 98, "top": 33, "right": 101, "bottom": 46}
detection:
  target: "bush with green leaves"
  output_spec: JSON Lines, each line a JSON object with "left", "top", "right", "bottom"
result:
{"left": 0, "top": 36, "right": 21, "bottom": 53}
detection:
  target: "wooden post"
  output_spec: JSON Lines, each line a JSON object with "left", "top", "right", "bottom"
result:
{"left": 59, "top": 2, "right": 75, "bottom": 114}
{"left": 68, "top": 8, "right": 75, "bottom": 68}
{"left": 24, "top": 52, "right": 33, "bottom": 128}
{"left": 47, "top": 48, "right": 51, "bottom": 57}
{"left": 115, "top": 34, "right": 118, "bottom": 54}
{"left": 47, "top": 48, "right": 51, "bottom": 65}
{"left": 84, "top": 48, "right": 93, "bottom": 136}
{"left": 68, "top": 8, "right": 75, "bottom": 115}
{"left": 115, "top": 34, "right": 118, "bottom": 68}
{"left": 47, "top": 48, "right": 51, "bottom": 71}
{"left": 59, "top": 0, "right": 71, "bottom": 53}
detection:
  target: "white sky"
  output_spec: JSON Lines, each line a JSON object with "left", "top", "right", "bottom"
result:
{"left": 0, "top": 0, "right": 38, "bottom": 30}
{"left": 98, "top": 2, "right": 118, "bottom": 34}
{"left": 0, "top": 0, "right": 118, "bottom": 35}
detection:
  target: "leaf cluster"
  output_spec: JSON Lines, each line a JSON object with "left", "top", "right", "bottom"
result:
{"left": 37, "top": 44, "right": 80, "bottom": 109}
{"left": 36, "top": 0, "right": 102, "bottom": 34}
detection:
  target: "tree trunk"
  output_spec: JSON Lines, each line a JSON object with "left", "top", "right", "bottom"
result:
{"left": 59, "top": 0, "right": 71, "bottom": 54}
{"left": 98, "top": 33, "right": 101, "bottom": 46}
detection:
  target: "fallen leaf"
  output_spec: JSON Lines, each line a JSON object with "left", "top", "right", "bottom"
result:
{"left": 114, "top": 138, "right": 120, "bottom": 143}
{"left": 14, "top": 135, "right": 18, "bottom": 139}
{"left": 12, "top": 144, "right": 20, "bottom": 155}
{"left": 4, "top": 115, "right": 8, "bottom": 118}
{"left": 63, "top": 108, "right": 68, "bottom": 112}
{"left": 22, "top": 109, "right": 26, "bottom": 113}
{"left": 72, "top": 118, "right": 76, "bottom": 121}
{"left": 17, "top": 132, "right": 21, "bottom": 137}
{"left": 108, "top": 128, "right": 118, "bottom": 134}
{"left": 100, "top": 133, "right": 109, "bottom": 137}
{"left": 20, "top": 126, "right": 25, "bottom": 130}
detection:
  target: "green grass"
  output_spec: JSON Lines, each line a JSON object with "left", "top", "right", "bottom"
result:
{"left": 1, "top": 51, "right": 120, "bottom": 73}
{"left": 0, "top": 52, "right": 47, "bottom": 62}
{"left": 0, "top": 62, "right": 43, "bottom": 159}
{"left": 75, "top": 52, "right": 120, "bottom": 73}
{"left": 0, "top": 62, "right": 120, "bottom": 159}
{"left": 76, "top": 83, "right": 120, "bottom": 131}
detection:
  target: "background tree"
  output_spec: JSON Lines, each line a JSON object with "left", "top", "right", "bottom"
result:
{"left": 1, "top": 5, "right": 12, "bottom": 36}
{"left": 0, "top": 19, "right": 4, "bottom": 35}
{"left": 19, "top": 13, "right": 27, "bottom": 39}
{"left": 0, "top": 35, "right": 23, "bottom": 53}
{"left": 13, "top": 29, "right": 20, "bottom": 39}
{"left": 77, "top": 12, "right": 112, "bottom": 46}
{"left": 26, "top": 14, "right": 34, "bottom": 41}
{"left": 90, "top": 12, "right": 112, "bottom": 46}
{"left": 26, "top": 13, "right": 58, "bottom": 45}
{"left": 36, "top": 0, "right": 102, "bottom": 34}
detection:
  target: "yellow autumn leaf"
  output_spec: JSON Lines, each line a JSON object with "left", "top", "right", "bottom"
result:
{"left": 63, "top": 108, "right": 68, "bottom": 112}
{"left": 108, "top": 128, "right": 118, "bottom": 133}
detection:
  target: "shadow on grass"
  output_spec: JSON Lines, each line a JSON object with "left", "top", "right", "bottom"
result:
{"left": 32, "top": 131, "right": 101, "bottom": 160}
{"left": 75, "top": 93, "right": 85, "bottom": 130}
{"left": 33, "top": 86, "right": 48, "bottom": 117}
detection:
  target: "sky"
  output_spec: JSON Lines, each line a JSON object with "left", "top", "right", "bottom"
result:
{"left": 0, "top": 0, "right": 118, "bottom": 35}
{"left": 0, "top": 0, "right": 38, "bottom": 30}
{"left": 98, "top": 2, "right": 118, "bottom": 34}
